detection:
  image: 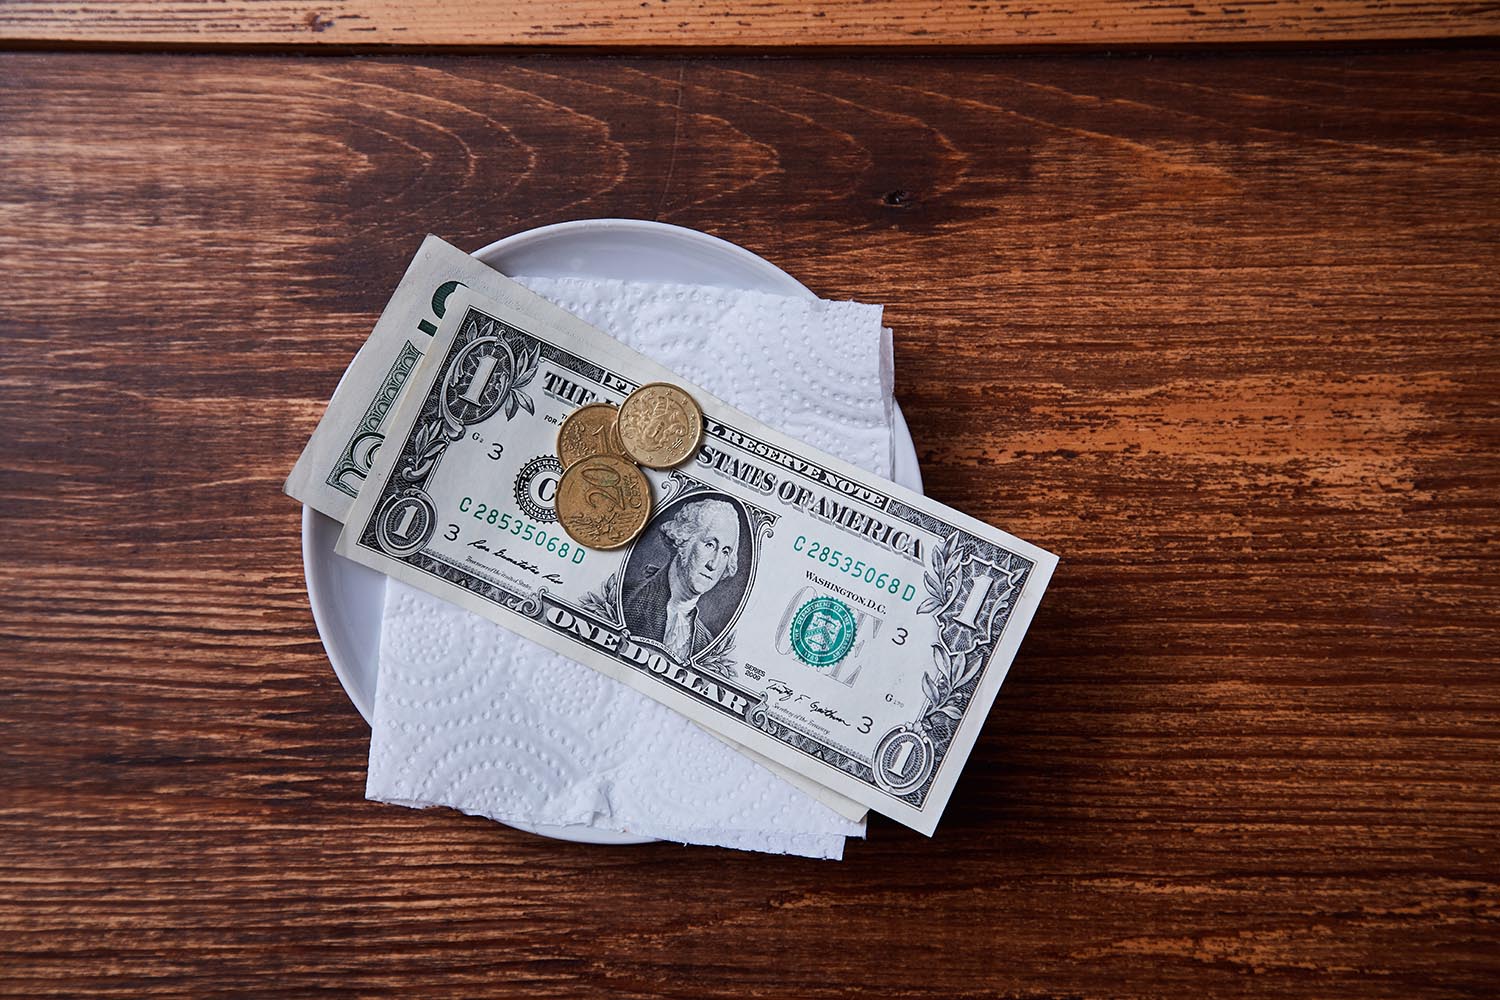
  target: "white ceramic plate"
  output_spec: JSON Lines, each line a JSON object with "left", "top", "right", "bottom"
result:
{"left": 301, "top": 219, "right": 923, "bottom": 844}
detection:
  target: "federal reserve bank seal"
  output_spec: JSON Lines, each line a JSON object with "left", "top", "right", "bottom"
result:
{"left": 789, "top": 596, "right": 857, "bottom": 668}
{"left": 513, "top": 455, "right": 562, "bottom": 522}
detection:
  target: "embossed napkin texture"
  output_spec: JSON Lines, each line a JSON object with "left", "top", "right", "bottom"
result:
{"left": 367, "top": 276, "right": 892, "bottom": 858}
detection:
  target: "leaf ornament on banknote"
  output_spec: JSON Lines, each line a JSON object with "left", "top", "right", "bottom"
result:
{"left": 917, "top": 533, "right": 1029, "bottom": 741}
{"left": 399, "top": 316, "right": 540, "bottom": 484}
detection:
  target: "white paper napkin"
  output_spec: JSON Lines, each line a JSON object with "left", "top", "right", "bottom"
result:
{"left": 366, "top": 276, "right": 892, "bottom": 858}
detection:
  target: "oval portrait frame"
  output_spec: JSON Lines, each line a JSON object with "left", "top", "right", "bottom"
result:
{"left": 615, "top": 486, "right": 763, "bottom": 664}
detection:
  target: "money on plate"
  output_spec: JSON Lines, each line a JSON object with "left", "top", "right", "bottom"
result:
{"left": 286, "top": 234, "right": 1057, "bottom": 843}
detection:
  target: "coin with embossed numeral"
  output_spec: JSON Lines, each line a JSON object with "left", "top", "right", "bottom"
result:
{"left": 556, "top": 453, "right": 652, "bottom": 550}
{"left": 617, "top": 382, "right": 703, "bottom": 469}
{"left": 556, "top": 401, "right": 626, "bottom": 470}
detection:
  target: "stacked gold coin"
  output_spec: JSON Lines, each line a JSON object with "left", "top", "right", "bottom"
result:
{"left": 615, "top": 383, "right": 704, "bottom": 470}
{"left": 554, "top": 383, "right": 703, "bottom": 550}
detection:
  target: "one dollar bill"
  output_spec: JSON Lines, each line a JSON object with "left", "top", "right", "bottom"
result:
{"left": 335, "top": 280, "right": 1058, "bottom": 835}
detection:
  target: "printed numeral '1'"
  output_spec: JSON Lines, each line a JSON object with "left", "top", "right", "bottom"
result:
{"left": 887, "top": 739, "right": 916, "bottom": 777}
{"left": 392, "top": 505, "right": 421, "bottom": 539}
{"left": 459, "top": 354, "right": 498, "bottom": 405}
{"left": 954, "top": 573, "right": 995, "bottom": 630}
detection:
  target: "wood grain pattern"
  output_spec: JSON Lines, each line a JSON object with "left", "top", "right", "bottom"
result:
{"left": 1, "top": 50, "right": 1497, "bottom": 998}
{"left": 1, "top": 0, "right": 1498, "bottom": 49}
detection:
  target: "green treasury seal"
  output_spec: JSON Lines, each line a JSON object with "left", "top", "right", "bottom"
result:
{"left": 789, "top": 596, "right": 858, "bottom": 668}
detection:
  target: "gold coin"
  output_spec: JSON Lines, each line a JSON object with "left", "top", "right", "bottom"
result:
{"left": 556, "top": 453, "right": 652, "bottom": 550}
{"left": 617, "top": 382, "right": 704, "bottom": 469}
{"left": 556, "top": 402, "right": 625, "bottom": 469}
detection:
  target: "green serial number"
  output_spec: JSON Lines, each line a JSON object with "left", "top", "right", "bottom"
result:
{"left": 455, "top": 497, "right": 585, "bottom": 564}
{"left": 793, "top": 535, "right": 916, "bottom": 601}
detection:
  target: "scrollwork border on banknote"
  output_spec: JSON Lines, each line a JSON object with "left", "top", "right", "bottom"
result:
{"left": 327, "top": 339, "right": 423, "bottom": 498}
{"left": 356, "top": 304, "right": 1038, "bottom": 808}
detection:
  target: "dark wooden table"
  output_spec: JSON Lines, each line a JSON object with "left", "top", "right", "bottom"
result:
{"left": 3, "top": 39, "right": 1498, "bottom": 999}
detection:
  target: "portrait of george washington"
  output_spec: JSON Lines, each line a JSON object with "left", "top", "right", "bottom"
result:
{"left": 620, "top": 495, "right": 753, "bottom": 662}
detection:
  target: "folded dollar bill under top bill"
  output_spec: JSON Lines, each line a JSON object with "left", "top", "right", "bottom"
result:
{"left": 293, "top": 236, "right": 1058, "bottom": 836}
